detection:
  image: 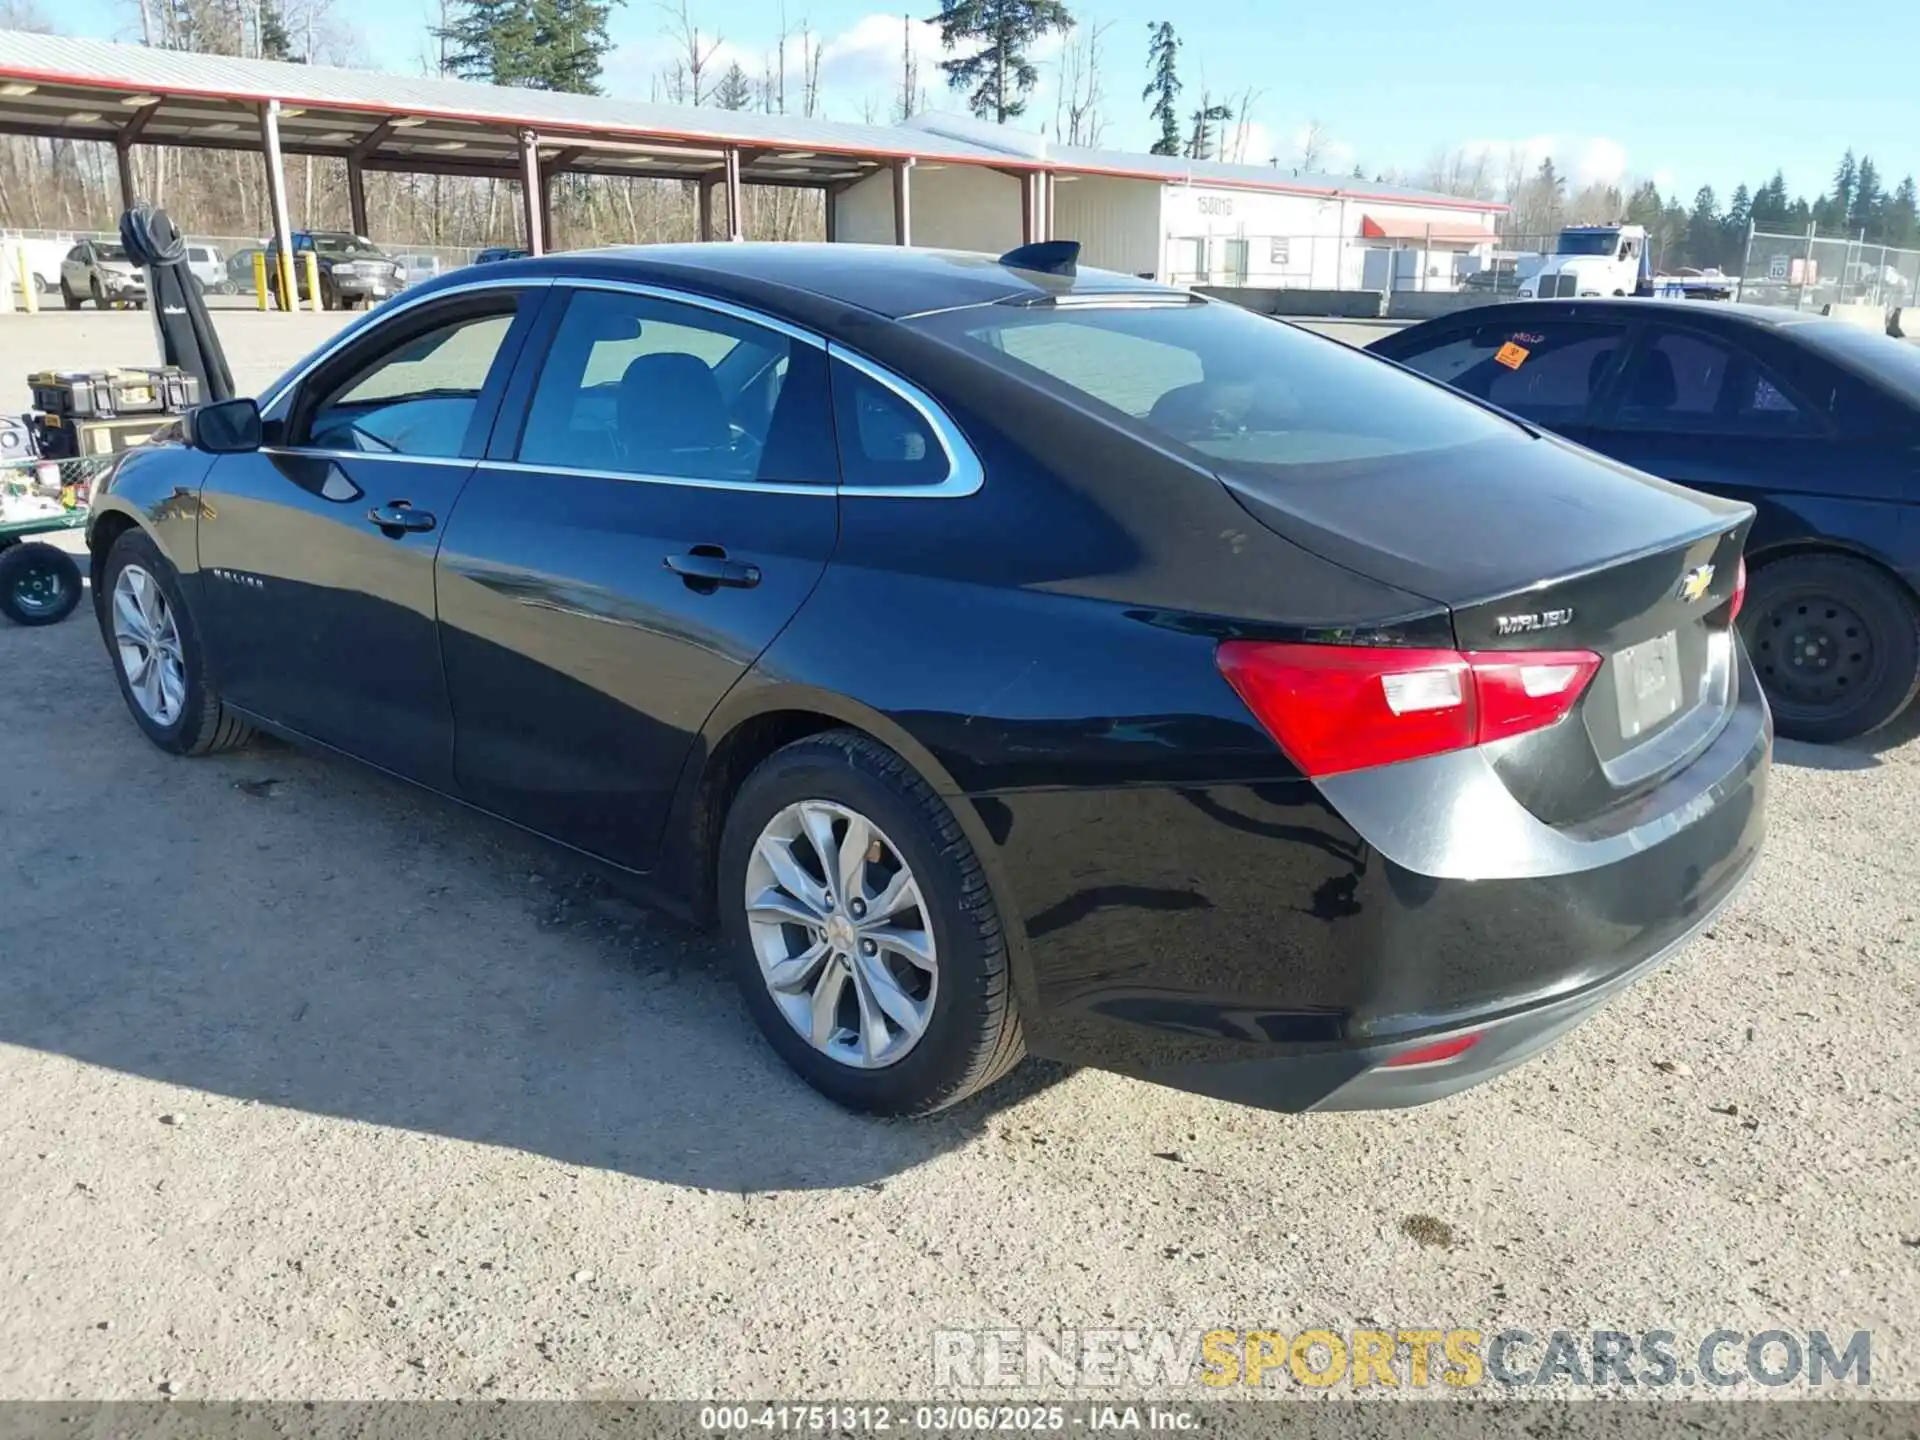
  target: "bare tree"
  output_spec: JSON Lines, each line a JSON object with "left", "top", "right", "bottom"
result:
{"left": 659, "top": 0, "right": 721, "bottom": 107}
{"left": 896, "top": 14, "right": 923, "bottom": 123}
{"left": 1420, "top": 146, "right": 1496, "bottom": 202}
{"left": 1051, "top": 20, "right": 1108, "bottom": 147}
{"left": 1293, "top": 118, "right": 1330, "bottom": 173}
{"left": 1224, "top": 86, "right": 1260, "bottom": 165}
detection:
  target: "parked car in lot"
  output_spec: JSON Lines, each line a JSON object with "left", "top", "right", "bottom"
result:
{"left": 85, "top": 244, "right": 1768, "bottom": 1118}
{"left": 185, "top": 241, "right": 230, "bottom": 294}
{"left": 1370, "top": 299, "right": 1920, "bottom": 742}
{"left": 393, "top": 252, "right": 444, "bottom": 286}
{"left": 266, "top": 230, "right": 405, "bottom": 310}
{"left": 473, "top": 245, "right": 530, "bottom": 264}
{"left": 59, "top": 240, "right": 145, "bottom": 309}
{"left": 226, "top": 246, "right": 266, "bottom": 292}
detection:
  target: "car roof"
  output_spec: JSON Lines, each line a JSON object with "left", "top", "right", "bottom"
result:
{"left": 1410, "top": 297, "right": 1822, "bottom": 330}
{"left": 462, "top": 242, "right": 1184, "bottom": 321}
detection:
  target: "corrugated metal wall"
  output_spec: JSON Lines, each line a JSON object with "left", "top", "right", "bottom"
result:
{"left": 1053, "top": 176, "right": 1163, "bottom": 279}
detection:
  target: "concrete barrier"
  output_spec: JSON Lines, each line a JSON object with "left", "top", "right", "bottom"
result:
{"left": 1820, "top": 301, "right": 1892, "bottom": 332}
{"left": 1196, "top": 286, "right": 1384, "bottom": 319}
{"left": 1384, "top": 291, "right": 1513, "bottom": 321}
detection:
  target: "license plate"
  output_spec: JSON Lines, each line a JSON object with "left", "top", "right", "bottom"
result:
{"left": 1613, "top": 630, "right": 1682, "bottom": 739}
{"left": 123, "top": 386, "right": 152, "bottom": 405}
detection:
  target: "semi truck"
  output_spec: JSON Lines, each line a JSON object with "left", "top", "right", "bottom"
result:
{"left": 1518, "top": 223, "right": 1736, "bottom": 301}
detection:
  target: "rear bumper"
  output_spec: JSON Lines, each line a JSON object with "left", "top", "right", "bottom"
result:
{"left": 988, "top": 650, "right": 1771, "bottom": 1113}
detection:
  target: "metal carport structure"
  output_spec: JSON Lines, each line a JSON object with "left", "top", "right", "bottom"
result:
{"left": 0, "top": 31, "right": 1029, "bottom": 293}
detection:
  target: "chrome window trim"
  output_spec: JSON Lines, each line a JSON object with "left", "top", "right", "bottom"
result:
{"left": 259, "top": 447, "right": 475, "bottom": 469}
{"left": 562, "top": 277, "right": 826, "bottom": 352}
{"left": 826, "top": 342, "right": 984, "bottom": 499}
{"left": 257, "top": 275, "right": 554, "bottom": 416}
{"left": 254, "top": 269, "right": 984, "bottom": 502}
{"left": 481, "top": 459, "right": 835, "bottom": 497}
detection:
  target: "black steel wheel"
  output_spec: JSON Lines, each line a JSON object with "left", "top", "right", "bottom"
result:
{"left": 1741, "top": 553, "right": 1920, "bottom": 743}
{"left": 0, "top": 541, "right": 83, "bottom": 626}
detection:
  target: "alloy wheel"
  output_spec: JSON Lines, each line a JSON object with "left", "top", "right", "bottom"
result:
{"left": 112, "top": 564, "right": 187, "bottom": 727}
{"left": 743, "top": 800, "right": 938, "bottom": 1069}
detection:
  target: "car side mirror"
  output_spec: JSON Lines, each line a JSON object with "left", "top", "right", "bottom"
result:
{"left": 182, "top": 397, "right": 263, "bottom": 454}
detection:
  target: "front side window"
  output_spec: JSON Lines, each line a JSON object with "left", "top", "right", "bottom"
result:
{"left": 1394, "top": 320, "right": 1628, "bottom": 427}
{"left": 915, "top": 298, "right": 1517, "bottom": 477}
{"left": 517, "top": 289, "right": 835, "bottom": 485}
{"left": 302, "top": 308, "right": 516, "bottom": 457}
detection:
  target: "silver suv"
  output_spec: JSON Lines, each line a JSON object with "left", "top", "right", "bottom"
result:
{"left": 60, "top": 241, "right": 146, "bottom": 310}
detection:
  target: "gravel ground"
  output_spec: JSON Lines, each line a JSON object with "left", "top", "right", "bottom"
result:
{"left": 0, "top": 307, "right": 1915, "bottom": 1408}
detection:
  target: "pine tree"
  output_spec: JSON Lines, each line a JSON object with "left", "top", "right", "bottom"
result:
{"left": 1853, "top": 155, "right": 1883, "bottom": 237}
{"left": 1721, "top": 182, "right": 1751, "bottom": 259}
{"left": 258, "top": 0, "right": 300, "bottom": 61}
{"left": 530, "top": 0, "right": 617, "bottom": 93}
{"left": 1185, "top": 98, "right": 1231, "bottom": 161}
{"left": 1887, "top": 176, "right": 1919, "bottom": 250}
{"left": 1821, "top": 149, "right": 1857, "bottom": 231}
{"left": 929, "top": 0, "right": 1073, "bottom": 124}
{"left": 714, "top": 60, "right": 754, "bottom": 110}
{"left": 1141, "top": 21, "right": 1181, "bottom": 157}
{"left": 439, "top": 0, "right": 542, "bottom": 87}
{"left": 1684, "top": 185, "right": 1721, "bottom": 269}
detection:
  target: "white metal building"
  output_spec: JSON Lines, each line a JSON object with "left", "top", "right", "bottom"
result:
{"left": 833, "top": 113, "right": 1505, "bottom": 292}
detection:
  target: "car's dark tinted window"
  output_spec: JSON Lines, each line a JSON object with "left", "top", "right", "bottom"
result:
{"left": 304, "top": 310, "right": 515, "bottom": 456}
{"left": 518, "top": 290, "right": 836, "bottom": 486}
{"left": 1609, "top": 329, "right": 1814, "bottom": 435}
{"left": 1393, "top": 319, "right": 1627, "bottom": 426}
{"left": 1795, "top": 320, "right": 1920, "bottom": 397}
{"left": 830, "top": 359, "right": 951, "bottom": 489}
{"left": 914, "top": 299, "right": 1513, "bottom": 476}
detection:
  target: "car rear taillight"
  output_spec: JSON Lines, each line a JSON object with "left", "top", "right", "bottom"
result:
{"left": 1730, "top": 556, "right": 1747, "bottom": 622}
{"left": 1383, "top": 1032, "right": 1482, "bottom": 1067}
{"left": 1215, "top": 641, "right": 1602, "bottom": 778}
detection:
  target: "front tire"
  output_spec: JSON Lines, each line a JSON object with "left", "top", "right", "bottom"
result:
{"left": 60, "top": 279, "right": 81, "bottom": 310}
{"left": 0, "top": 542, "right": 82, "bottom": 626}
{"left": 1741, "top": 553, "right": 1920, "bottom": 742}
{"left": 98, "top": 529, "right": 254, "bottom": 756}
{"left": 718, "top": 730, "right": 1024, "bottom": 1116}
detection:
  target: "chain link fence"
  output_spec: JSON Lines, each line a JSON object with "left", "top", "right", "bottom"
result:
{"left": 1735, "top": 227, "right": 1920, "bottom": 312}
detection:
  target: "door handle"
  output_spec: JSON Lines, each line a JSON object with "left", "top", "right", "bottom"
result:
{"left": 665, "top": 547, "right": 761, "bottom": 592}
{"left": 366, "top": 500, "right": 436, "bottom": 536}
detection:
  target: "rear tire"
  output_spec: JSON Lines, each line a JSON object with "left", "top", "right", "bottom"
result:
{"left": 98, "top": 529, "right": 255, "bottom": 756}
{"left": 0, "top": 542, "right": 82, "bottom": 626}
{"left": 717, "top": 730, "right": 1025, "bottom": 1116}
{"left": 1741, "top": 553, "right": 1920, "bottom": 743}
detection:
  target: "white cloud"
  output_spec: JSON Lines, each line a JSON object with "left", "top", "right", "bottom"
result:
{"left": 818, "top": 14, "right": 942, "bottom": 94}
{"left": 1460, "top": 133, "right": 1632, "bottom": 189}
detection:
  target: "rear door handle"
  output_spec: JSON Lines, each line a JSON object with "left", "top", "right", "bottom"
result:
{"left": 665, "top": 548, "right": 761, "bottom": 591}
{"left": 367, "top": 500, "right": 436, "bottom": 535}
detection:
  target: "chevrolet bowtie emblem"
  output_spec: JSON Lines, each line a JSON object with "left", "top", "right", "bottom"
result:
{"left": 1678, "top": 563, "right": 1716, "bottom": 604}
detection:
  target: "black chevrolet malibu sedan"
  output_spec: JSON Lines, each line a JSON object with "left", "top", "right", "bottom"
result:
{"left": 85, "top": 243, "right": 1769, "bottom": 1117}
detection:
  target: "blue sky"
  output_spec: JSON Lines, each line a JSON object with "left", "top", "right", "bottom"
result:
{"left": 46, "top": 0, "right": 1920, "bottom": 201}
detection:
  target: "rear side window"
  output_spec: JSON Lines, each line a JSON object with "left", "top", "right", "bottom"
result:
{"left": 1607, "top": 329, "right": 1815, "bottom": 435}
{"left": 913, "top": 299, "right": 1514, "bottom": 477}
{"left": 830, "top": 358, "right": 953, "bottom": 490}
{"left": 1394, "top": 320, "right": 1628, "bottom": 426}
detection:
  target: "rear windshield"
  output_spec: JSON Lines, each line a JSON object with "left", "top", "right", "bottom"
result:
{"left": 1793, "top": 321, "right": 1920, "bottom": 398}
{"left": 910, "top": 297, "right": 1516, "bottom": 476}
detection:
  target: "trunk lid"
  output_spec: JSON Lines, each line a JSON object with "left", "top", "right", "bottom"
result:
{"left": 1219, "top": 433, "right": 1754, "bottom": 823}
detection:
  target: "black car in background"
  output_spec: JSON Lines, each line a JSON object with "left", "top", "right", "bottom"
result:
{"left": 84, "top": 245, "right": 1767, "bottom": 1118}
{"left": 266, "top": 230, "right": 405, "bottom": 311}
{"left": 1370, "top": 301, "right": 1920, "bottom": 742}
